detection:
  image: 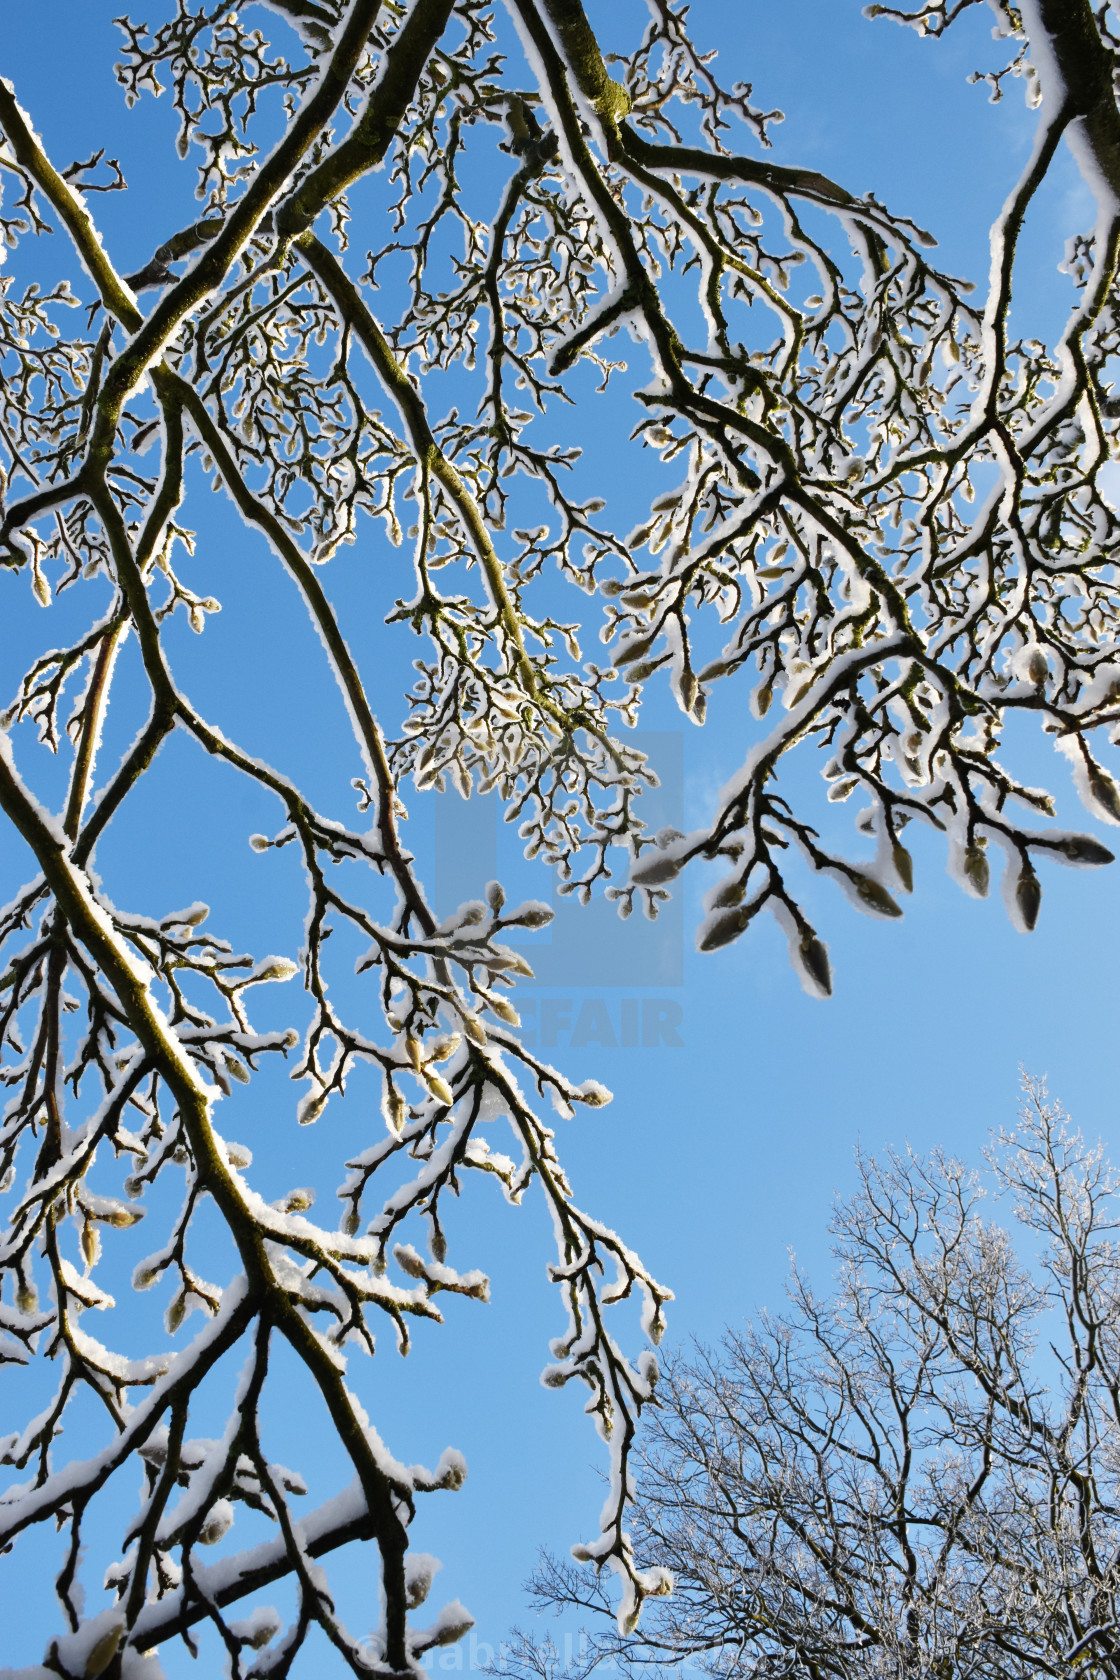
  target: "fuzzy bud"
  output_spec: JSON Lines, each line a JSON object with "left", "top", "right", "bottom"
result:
{"left": 798, "top": 934, "right": 832, "bottom": 997}
{"left": 197, "top": 1499, "right": 234, "bottom": 1546}
{"left": 82, "top": 1622, "right": 125, "bottom": 1678}
{"left": 632, "top": 853, "right": 681, "bottom": 887}
{"left": 892, "top": 842, "right": 914, "bottom": 893}
{"left": 853, "top": 874, "right": 902, "bottom": 918}
{"left": 1016, "top": 867, "right": 1042, "bottom": 931}
{"left": 385, "top": 1089, "right": 408, "bottom": 1134}
{"left": 423, "top": 1071, "right": 455, "bottom": 1106}
{"left": 298, "top": 1091, "right": 327, "bottom": 1126}
{"left": 250, "top": 957, "right": 298, "bottom": 984}
{"left": 1052, "top": 835, "right": 1114, "bottom": 865}
{"left": 963, "top": 844, "right": 990, "bottom": 898}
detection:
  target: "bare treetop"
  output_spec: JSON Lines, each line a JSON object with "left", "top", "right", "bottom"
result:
{"left": 517, "top": 1082, "right": 1120, "bottom": 1679}
{"left": 1, "top": 0, "right": 1120, "bottom": 1674}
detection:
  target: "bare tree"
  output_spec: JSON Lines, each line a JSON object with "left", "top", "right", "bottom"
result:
{"left": 518, "top": 1080, "right": 1120, "bottom": 1680}
{"left": 2, "top": 0, "right": 1120, "bottom": 1672}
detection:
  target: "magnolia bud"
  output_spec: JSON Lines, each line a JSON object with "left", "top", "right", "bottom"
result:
{"left": 700, "top": 904, "right": 753, "bottom": 952}
{"left": 385, "top": 1090, "right": 407, "bottom": 1134}
{"left": 102, "top": 1207, "right": 143, "bottom": 1229}
{"left": 1053, "top": 835, "right": 1114, "bottom": 865}
{"left": 197, "top": 1499, "right": 233, "bottom": 1546}
{"left": 516, "top": 905, "right": 552, "bottom": 928}
{"left": 963, "top": 844, "right": 990, "bottom": 898}
{"left": 1089, "top": 772, "right": 1120, "bottom": 823}
{"left": 82, "top": 1622, "right": 124, "bottom": 1678}
{"left": 1016, "top": 867, "right": 1042, "bottom": 931}
{"left": 632, "top": 853, "right": 681, "bottom": 887}
{"left": 614, "top": 633, "right": 655, "bottom": 668}
{"left": 297, "top": 1092, "right": 326, "bottom": 1126}
{"left": 854, "top": 875, "right": 902, "bottom": 918}
{"left": 423, "top": 1071, "right": 455, "bottom": 1106}
{"left": 798, "top": 934, "right": 832, "bottom": 997}
{"left": 223, "top": 1053, "right": 250, "bottom": 1085}
{"left": 892, "top": 842, "right": 914, "bottom": 893}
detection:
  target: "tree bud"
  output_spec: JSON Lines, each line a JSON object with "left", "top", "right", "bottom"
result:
{"left": 614, "top": 633, "right": 655, "bottom": 668}
{"left": 1016, "top": 866, "right": 1042, "bottom": 930}
{"left": 632, "top": 853, "right": 681, "bottom": 886}
{"left": 854, "top": 874, "right": 902, "bottom": 918}
{"left": 197, "top": 1499, "right": 233, "bottom": 1546}
{"left": 699, "top": 901, "right": 759, "bottom": 951}
{"left": 82, "top": 1623, "right": 124, "bottom": 1679}
{"left": 250, "top": 957, "right": 298, "bottom": 984}
{"left": 798, "top": 934, "right": 832, "bottom": 997}
{"left": 1089, "top": 771, "right": 1120, "bottom": 824}
{"left": 1053, "top": 835, "right": 1114, "bottom": 865}
{"left": 892, "top": 842, "right": 913, "bottom": 893}
{"left": 423, "top": 1071, "right": 455, "bottom": 1106}
{"left": 963, "top": 844, "right": 990, "bottom": 897}
{"left": 297, "top": 1092, "right": 326, "bottom": 1125}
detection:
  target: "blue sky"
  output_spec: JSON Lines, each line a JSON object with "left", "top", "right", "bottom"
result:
{"left": 1, "top": 3, "right": 1118, "bottom": 1674}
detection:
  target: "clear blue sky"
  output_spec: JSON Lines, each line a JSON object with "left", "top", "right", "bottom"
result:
{"left": 1, "top": 3, "right": 1115, "bottom": 1674}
